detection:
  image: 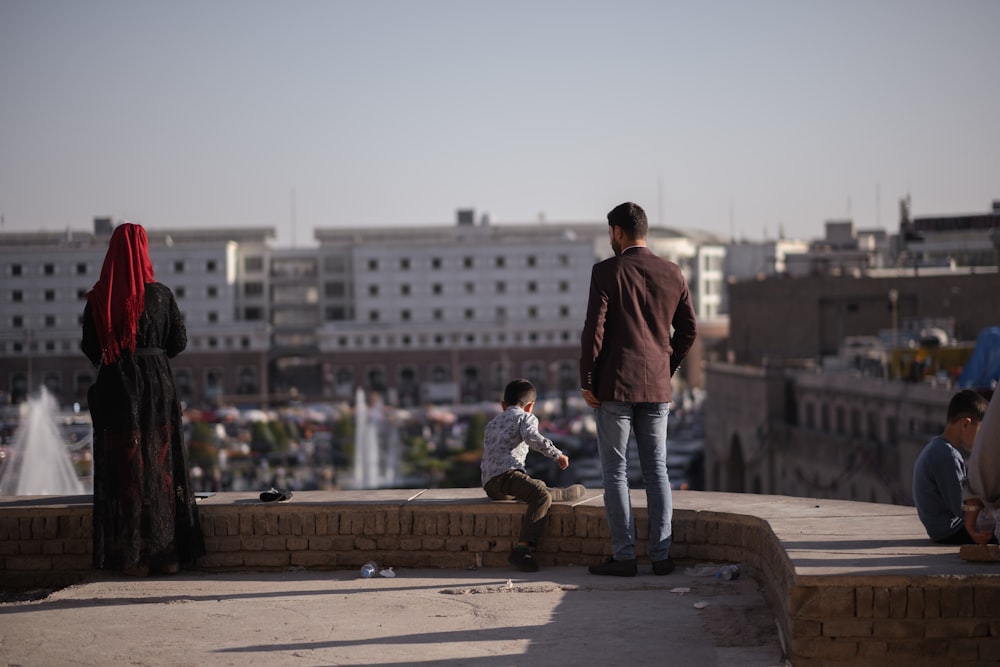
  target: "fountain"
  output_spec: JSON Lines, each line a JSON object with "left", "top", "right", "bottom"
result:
{"left": 0, "top": 387, "right": 86, "bottom": 496}
{"left": 352, "top": 388, "right": 400, "bottom": 489}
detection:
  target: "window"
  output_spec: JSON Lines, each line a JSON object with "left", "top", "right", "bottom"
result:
{"left": 526, "top": 256, "right": 536, "bottom": 267}
{"left": 433, "top": 309, "right": 444, "bottom": 321}
{"left": 559, "top": 305, "right": 570, "bottom": 317}
{"left": 527, "top": 281, "right": 538, "bottom": 293}
{"left": 175, "top": 286, "right": 186, "bottom": 299}
{"left": 559, "top": 254, "right": 569, "bottom": 267}
{"left": 400, "top": 284, "right": 411, "bottom": 296}
{"left": 76, "top": 263, "right": 87, "bottom": 275}
{"left": 325, "top": 281, "right": 346, "bottom": 297}
{"left": 496, "top": 281, "right": 506, "bottom": 293}
{"left": 245, "top": 256, "right": 264, "bottom": 272}
{"left": 45, "top": 314, "right": 56, "bottom": 327}
{"left": 495, "top": 257, "right": 505, "bottom": 268}
{"left": 11, "top": 264, "right": 22, "bottom": 276}
{"left": 208, "top": 312, "right": 218, "bottom": 323}
{"left": 12, "top": 290, "right": 22, "bottom": 302}
{"left": 12, "top": 315, "right": 23, "bottom": 327}
{"left": 44, "top": 263, "right": 54, "bottom": 275}
{"left": 400, "top": 258, "right": 410, "bottom": 270}
{"left": 44, "top": 290, "right": 55, "bottom": 301}
{"left": 368, "top": 259, "right": 379, "bottom": 271}
{"left": 369, "top": 310, "right": 380, "bottom": 322}
{"left": 244, "top": 282, "right": 264, "bottom": 297}
{"left": 401, "top": 309, "right": 411, "bottom": 321}
{"left": 432, "top": 283, "right": 443, "bottom": 295}
{"left": 174, "top": 261, "right": 185, "bottom": 273}
{"left": 464, "top": 308, "right": 474, "bottom": 320}
{"left": 464, "top": 282, "right": 475, "bottom": 294}
{"left": 245, "top": 306, "right": 262, "bottom": 320}
{"left": 496, "top": 306, "right": 507, "bottom": 320}
{"left": 463, "top": 257, "right": 474, "bottom": 269}
{"left": 431, "top": 258, "right": 442, "bottom": 269}
{"left": 368, "top": 284, "right": 379, "bottom": 296}
{"left": 207, "top": 286, "right": 218, "bottom": 298}
{"left": 527, "top": 306, "right": 538, "bottom": 319}
{"left": 206, "top": 260, "right": 217, "bottom": 273}
{"left": 77, "top": 289, "right": 87, "bottom": 300}
{"left": 325, "top": 306, "right": 347, "bottom": 321}
{"left": 559, "top": 281, "right": 569, "bottom": 292}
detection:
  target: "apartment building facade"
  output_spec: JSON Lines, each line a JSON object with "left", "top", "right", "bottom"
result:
{"left": 2, "top": 215, "right": 725, "bottom": 409}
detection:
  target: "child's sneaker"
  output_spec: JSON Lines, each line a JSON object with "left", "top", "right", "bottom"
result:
{"left": 550, "top": 484, "right": 586, "bottom": 501}
{"left": 508, "top": 549, "right": 540, "bottom": 572}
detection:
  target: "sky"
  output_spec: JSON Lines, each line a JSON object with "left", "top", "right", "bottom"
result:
{"left": 1, "top": 0, "right": 998, "bottom": 247}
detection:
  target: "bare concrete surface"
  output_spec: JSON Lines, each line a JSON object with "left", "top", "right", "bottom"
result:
{"left": 0, "top": 565, "right": 787, "bottom": 667}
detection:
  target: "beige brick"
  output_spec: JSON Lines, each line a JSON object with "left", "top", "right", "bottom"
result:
{"left": 264, "top": 512, "right": 279, "bottom": 535}
{"left": 925, "top": 618, "right": 990, "bottom": 639}
{"left": 205, "top": 535, "right": 241, "bottom": 553}
{"left": 59, "top": 515, "right": 84, "bottom": 539}
{"left": 947, "top": 638, "right": 981, "bottom": 660}
{"left": 924, "top": 587, "right": 941, "bottom": 619}
{"left": 422, "top": 537, "right": 445, "bottom": 551}
{"left": 286, "top": 536, "right": 309, "bottom": 551}
{"left": 0, "top": 540, "right": 19, "bottom": 556}
{"left": 974, "top": 586, "right": 1000, "bottom": 618}
{"left": 290, "top": 551, "right": 335, "bottom": 568}
{"left": 856, "top": 586, "right": 874, "bottom": 618}
{"left": 873, "top": 587, "right": 891, "bottom": 618}
{"left": 872, "top": 619, "right": 925, "bottom": 640}
{"left": 790, "top": 637, "right": 858, "bottom": 659}
{"left": 856, "top": 640, "right": 887, "bottom": 658}
{"left": 198, "top": 552, "right": 244, "bottom": 568}
{"left": 792, "top": 586, "right": 854, "bottom": 618}
{"left": 376, "top": 536, "right": 400, "bottom": 550}
{"left": 19, "top": 541, "right": 42, "bottom": 555}
{"left": 243, "top": 551, "right": 290, "bottom": 567}
{"left": 241, "top": 535, "right": 264, "bottom": 551}
{"left": 63, "top": 539, "right": 90, "bottom": 555}
{"left": 906, "top": 587, "right": 925, "bottom": 618}
{"left": 49, "top": 554, "right": 89, "bottom": 571}
{"left": 955, "top": 585, "right": 976, "bottom": 618}
{"left": 885, "top": 638, "right": 948, "bottom": 659}
{"left": 823, "top": 619, "right": 873, "bottom": 638}
{"left": 300, "top": 512, "right": 316, "bottom": 536}
{"left": 18, "top": 517, "right": 32, "bottom": 539}
{"left": 354, "top": 537, "right": 377, "bottom": 551}
{"left": 275, "top": 512, "right": 293, "bottom": 536}
{"left": 980, "top": 638, "right": 1000, "bottom": 662}
{"left": 791, "top": 618, "right": 822, "bottom": 638}
{"left": 329, "top": 536, "right": 355, "bottom": 551}
{"left": 399, "top": 537, "right": 423, "bottom": 551}
{"left": 889, "top": 586, "right": 908, "bottom": 618}
{"left": 262, "top": 535, "right": 287, "bottom": 551}
{"left": 6, "top": 555, "right": 52, "bottom": 571}
{"left": 41, "top": 541, "right": 64, "bottom": 555}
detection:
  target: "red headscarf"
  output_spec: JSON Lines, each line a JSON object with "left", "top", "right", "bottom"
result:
{"left": 86, "top": 223, "right": 155, "bottom": 364}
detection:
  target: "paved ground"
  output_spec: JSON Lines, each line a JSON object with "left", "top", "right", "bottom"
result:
{"left": 1, "top": 564, "right": 787, "bottom": 667}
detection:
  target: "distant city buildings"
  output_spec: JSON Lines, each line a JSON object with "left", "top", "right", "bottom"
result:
{"left": 704, "top": 199, "right": 1000, "bottom": 505}
{"left": 0, "top": 210, "right": 725, "bottom": 409}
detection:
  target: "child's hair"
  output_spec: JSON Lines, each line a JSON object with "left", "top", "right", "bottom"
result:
{"left": 503, "top": 378, "right": 537, "bottom": 407}
{"left": 946, "top": 389, "right": 989, "bottom": 423}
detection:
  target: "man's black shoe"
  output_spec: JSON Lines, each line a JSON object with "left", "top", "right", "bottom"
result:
{"left": 588, "top": 557, "right": 637, "bottom": 577}
{"left": 652, "top": 558, "right": 675, "bottom": 575}
{"left": 508, "top": 549, "right": 539, "bottom": 572}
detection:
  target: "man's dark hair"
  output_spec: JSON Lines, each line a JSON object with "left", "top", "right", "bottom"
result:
{"left": 503, "top": 378, "right": 536, "bottom": 407}
{"left": 946, "top": 389, "right": 989, "bottom": 423}
{"left": 607, "top": 202, "right": 648, "bottom": 239}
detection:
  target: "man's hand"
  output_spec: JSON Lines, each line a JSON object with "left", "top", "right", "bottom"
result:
{"left": 581, "top": 389, "right": 600, "bottom": 409}
{"left": 964, "top": 501, "right": 993, "bottom": 545}
{"left": 555, "top": 454, "right": 570, "bottom": 470}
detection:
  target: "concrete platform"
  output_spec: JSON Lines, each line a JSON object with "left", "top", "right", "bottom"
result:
{"left": 0, "top": 566, "right": 786, "bottom": 667}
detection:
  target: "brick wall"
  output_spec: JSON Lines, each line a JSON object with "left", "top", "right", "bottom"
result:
{"left": 2, "top": 491, "right": 999, "bottom": 666}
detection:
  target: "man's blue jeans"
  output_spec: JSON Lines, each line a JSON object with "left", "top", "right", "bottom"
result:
{"left": 595, "top": 401, "right": 672, "bottom": 561}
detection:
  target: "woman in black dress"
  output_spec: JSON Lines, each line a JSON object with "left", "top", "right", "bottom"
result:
{"left": 82, "top": 222, "right": 204, "bottom": 575}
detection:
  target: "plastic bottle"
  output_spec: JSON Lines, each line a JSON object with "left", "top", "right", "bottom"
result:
{"left": 683, "top": 564, "right": 719, "bottom": 577}
{"left": 716, "top": 564, "right": 741, "bottom": 580}
{"left": 360, "top": 561, "right": 378, "bottom": 578}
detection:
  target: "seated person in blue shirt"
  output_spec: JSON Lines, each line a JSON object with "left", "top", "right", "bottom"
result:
{"left": 912, "top": 389, "right": 988, "bottom": 544}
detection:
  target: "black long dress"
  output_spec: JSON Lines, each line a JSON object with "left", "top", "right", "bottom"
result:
{"left": 82, "top": 282, "right": 205, "bottom": 571}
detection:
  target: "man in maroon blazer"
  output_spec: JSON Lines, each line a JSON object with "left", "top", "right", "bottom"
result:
{"left": 580, "top": 202, "right": 697, "bottom": 576}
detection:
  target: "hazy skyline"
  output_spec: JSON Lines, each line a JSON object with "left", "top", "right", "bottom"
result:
{"left": 1, "top": 0, "right": 997, "bottom": 247}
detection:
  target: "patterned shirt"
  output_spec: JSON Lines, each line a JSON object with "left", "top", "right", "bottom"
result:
{"left": 480, "top": 406, "right": 564, "bottom": 486}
